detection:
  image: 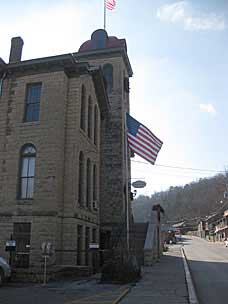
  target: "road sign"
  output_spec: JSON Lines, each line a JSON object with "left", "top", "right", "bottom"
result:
{"left": 89, "top": 243, "right": 99, "bottom": 250}
{"left": 41, "top": 241, "right": 54, "bottom": 256}
{"left": 132, "top": 180, "right": 146, "bottom": 188}
{"left": 5, "top": 240, "right": 16, "bottom": 252}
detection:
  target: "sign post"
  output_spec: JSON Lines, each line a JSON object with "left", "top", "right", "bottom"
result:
{"left": 43, "top": 255, "right": 48, "bottom": 285}
{"left": 41, "top": 241, "right": 54, "bottom": 285}
{"left": 5, "top": 234, "right": 16, "bottom": 266}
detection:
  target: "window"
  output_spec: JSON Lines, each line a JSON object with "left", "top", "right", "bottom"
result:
{"left": 93, "top": 164, "right": 97, "bottom": 202}
{"left": 86, "top": 158, "right": 91, "bottom": 208}
{"left": 92, "top": 228, "right": 96, "bottom": 243}
{"left": 80, "top": 85, "right": 86, "bottom": 131}
{"left": 92, "top": 228, "right": 97, "bottom": 269}
{"left": 94, "top": 106, "right": 98, "bottom": 145}
{"left": 85, "top": 227, "right": 90, "bottom": 266}
{"left": 78, "top": 152, "right": 84, "bottom": 206}
{"left": 25, "top": 83, "right": 42, "bottom": 122}
{"left": 103, "top": 64, "right": 113, "bottom": 94}
{"left": 88, "top": 96, "right": 92, "bottom": 138}
{"left": 19, "top": 145, "right": 36, "bottom": 199}
{"left": 14, "top": 222, "right": 31, "bottom": 268}
{"left": 77, "top": 225, "right": 83, "bottom": 265}
{"left": 124, "top": 77, "right": 130, "bottom": 93}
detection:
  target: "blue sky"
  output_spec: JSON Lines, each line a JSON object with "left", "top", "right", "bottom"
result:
{"left": 1, "top": 0, "right": 228, "bottom": 195}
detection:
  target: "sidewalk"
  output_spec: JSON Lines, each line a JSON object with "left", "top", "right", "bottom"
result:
{"left": 120, "top": 245, "right": 189, "bottom": 304}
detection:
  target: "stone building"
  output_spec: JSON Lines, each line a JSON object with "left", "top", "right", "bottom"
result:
{"left": 0, "top": 29, "right": 132, "bottom": 273}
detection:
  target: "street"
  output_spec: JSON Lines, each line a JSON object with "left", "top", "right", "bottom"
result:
{"left": 2, "top": 237, "right": 228, "bottom": 304}
{"left": 183, "top": 236, "right": 228, "bottom": 304}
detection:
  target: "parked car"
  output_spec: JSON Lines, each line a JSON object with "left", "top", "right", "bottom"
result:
{"left": 165, "top": 230, "right": 177, "bottom": 244}
{"left": 0, "top": 257, "right": 11, "bottom": 286}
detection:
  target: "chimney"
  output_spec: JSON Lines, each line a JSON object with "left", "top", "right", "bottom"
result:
{"left": 9, "top": 37, "right": 24, "bottom": 63}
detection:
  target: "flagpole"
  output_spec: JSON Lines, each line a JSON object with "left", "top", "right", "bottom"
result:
{"left": 104, "top": 0, "right": 106, "bottom": 30}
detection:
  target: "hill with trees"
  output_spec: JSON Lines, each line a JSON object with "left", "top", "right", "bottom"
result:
{"left": 132, "top": 173, "right": 228, "bottom": 223}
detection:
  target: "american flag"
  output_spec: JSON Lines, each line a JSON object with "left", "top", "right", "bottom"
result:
{"left": 105, "top": 0, "right": 116, "bottom": 10}
{"left": 126, "top": 113, "right": 163, "bottom": 165}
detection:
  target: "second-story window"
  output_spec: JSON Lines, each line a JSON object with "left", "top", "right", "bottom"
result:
{"left": 80, "top": 85, "right": 86, "bottom": 131}
{"left": 94, "top": 105, "right": 98, "bottom": 145}
{"left": 93, "top": 164, "right": 97, "bottom": 202}
{"left": 86, "top": 158, "right": 91, "bottom": 208}
{"left": 19, "top": 145, "right": 36, "bottom": 199}
{"left": 78, "top": 152, "right": 84, "bottom": 206}
{"left": 88, "top": 96, "right": 92, "bottom": 139}
{"left": 103, "top": 64, "right": 113, "bottom": 94}
{"left": 25, "top": 83, "right": 42, "bottom": 122}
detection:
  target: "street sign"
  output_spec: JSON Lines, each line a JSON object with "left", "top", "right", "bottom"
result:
{"left": 41, "top": 241, "right": 54, "bottom": 256}
{"left": 132, "top": 180, "right": 146, "bottom": 189}
{"left": 41, "top": 241, "right": 54, "bottom": 285}
{"left": 5, "top": 240, "right": 16, "bottom": 252}
{"left": 89, "top": 243, "right": 99, "bottom": 250}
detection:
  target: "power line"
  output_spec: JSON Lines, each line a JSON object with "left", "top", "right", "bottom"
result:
{"left": 133, "top": 171, "right": 209, "bottom": 179}
{"left": 133, "top": 168, "right": 213, "bottom": 179}
{"left": 131, "top": 159, "right": 226, "bottom": 174}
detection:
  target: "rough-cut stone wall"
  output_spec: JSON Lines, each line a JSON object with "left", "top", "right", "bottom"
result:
{"left": 0, "top": 69, "right": 100, "bottom": 267}
{"left": 82, "top": 57, "right": 131, "bottom": 238}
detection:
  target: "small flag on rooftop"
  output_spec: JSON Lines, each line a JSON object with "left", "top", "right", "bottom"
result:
{"left": 105, "top": 0, "right": 116, "bottom": 10}
{"left": 126, "top": 113, "right": 163, "bottom": 165}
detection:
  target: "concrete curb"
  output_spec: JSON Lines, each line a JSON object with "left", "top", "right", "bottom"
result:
{"left": 181, "top": 247, "right": 199, "bottom": 304}
{"left": 112, "top": 287, "right": 131, "bottom": 304}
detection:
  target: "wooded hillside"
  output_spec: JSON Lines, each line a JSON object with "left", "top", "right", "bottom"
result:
{"left": 132, "top": 173, "right": 228, "bottom": 223}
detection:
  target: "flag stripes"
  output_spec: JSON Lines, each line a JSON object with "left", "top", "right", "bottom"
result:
{"left": 126, "top": 113, "right": 163, "bottom": 165}
{"left": 137, "top": 127, "right": 161, "bottom": 152}
{"left": 128, "top": 136, "right": 157, "bottom": 164}
{"left": 105, "top": 0, "right": 116, "bottom": 10}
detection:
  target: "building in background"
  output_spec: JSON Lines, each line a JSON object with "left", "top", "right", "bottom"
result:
{"left": 214, "top": 209, "right": 228, "bottom": 241}
{"left": 0, "top": 29, "right": 132, "bottom": 275}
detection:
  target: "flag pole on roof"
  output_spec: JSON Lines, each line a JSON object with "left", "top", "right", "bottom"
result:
{"left": 126, "top": 113, "right": 163, "bottom": 165}
{"left": 104, "top": 0, "right": 116, "bottom": 30}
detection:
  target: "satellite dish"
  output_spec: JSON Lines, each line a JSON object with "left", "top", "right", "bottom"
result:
{"left": 132, "top": 180, "right": 146, "bottom": 189}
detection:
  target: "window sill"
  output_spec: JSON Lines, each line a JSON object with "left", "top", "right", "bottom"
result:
{"left": 21, "top": 121, "right": 40, "bottom": 126}
{"left": 17, "top": 200, "right": 33, "bottom": 205}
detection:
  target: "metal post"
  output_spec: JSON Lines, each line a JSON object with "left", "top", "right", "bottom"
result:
{"left": 43, "top": 256, "right": 47, "bottom": 285}
{"left": 125, "top": 114, "right": 130, "bottom": 251}
{"left": 104, "top": 0, "right": 106, "bottom": 30}
{"left": 9, "top": 234, "right": 13, "bottom": 266}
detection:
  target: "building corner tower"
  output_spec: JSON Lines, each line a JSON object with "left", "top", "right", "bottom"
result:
{"left": 76, "top": 29, "right": 133, "bottom": 249}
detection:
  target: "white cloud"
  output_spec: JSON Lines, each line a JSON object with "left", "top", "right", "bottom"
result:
{"left": 157, "top": 1, "right": 226, "bottom": 31}
{"left": 157, "top": 1, "right": 190, "bottom": 23}
{"left": 199, "top": 103, "right": 216, "bottom": 115}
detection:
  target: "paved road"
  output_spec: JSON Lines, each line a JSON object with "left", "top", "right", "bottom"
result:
{"left": 183, "top": 236, "right": 228, "bottom": 304}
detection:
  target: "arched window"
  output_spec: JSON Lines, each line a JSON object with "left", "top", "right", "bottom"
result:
{"left": 103, "top": 64, "right": 113, "bottom": 94}
{"left": 88, "top": 96, "right": 92, "bottom": 139}
{"left": 94, "top": 105, "right": 98, "bottom": 145}
{"left": 93, "top": 164, "right": 97, "bottom": 202}
{"left": 78, "top": 152, "right": 84, "bottom": 206}
{"left": 19, "top": 144, "right": 36, "bottom": 199}
{"left": 80, "top": 85, "right": 86, "bottom": 131}
{"left": 86, "top": 158, "right": 91, "bottom": 208}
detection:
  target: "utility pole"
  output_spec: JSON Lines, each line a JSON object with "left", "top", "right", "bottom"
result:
{"left": 152, "top": 204, "right": 164, "bottom": 259}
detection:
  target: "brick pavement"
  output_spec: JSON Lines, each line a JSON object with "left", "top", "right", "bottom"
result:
{"left": 120, "top": 245, "right": 189, "bottom": 304}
